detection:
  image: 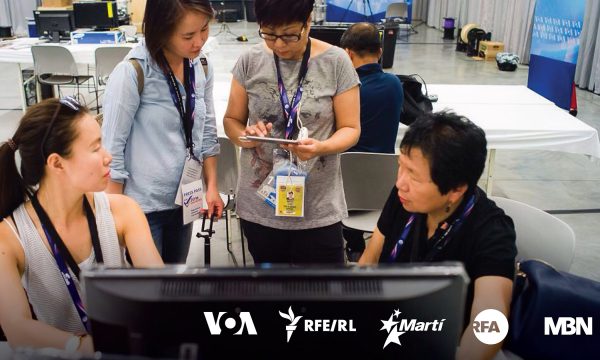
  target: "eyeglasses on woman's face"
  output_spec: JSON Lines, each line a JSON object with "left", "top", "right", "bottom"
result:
{"left": 258, "top": 25, "right": 306, "bottom": 43}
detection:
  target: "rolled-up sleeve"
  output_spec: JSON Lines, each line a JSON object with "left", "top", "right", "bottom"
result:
{"left": 198, "top": 58, "right": 220, "bottom": 159}
{"left": 101, "top": 61, "right": 141, "bottom": 183}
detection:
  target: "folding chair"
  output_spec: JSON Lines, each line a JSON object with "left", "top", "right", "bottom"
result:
{"left": 31, "top": 45, "right": 95, "bottom": 104}
{"left": 94, "top": 46, "right": 131, "bottom": 113}
{"left": 385, "top": 2, "right": 412, "bottom": 41}
{"left": 217, "top": 137, "right": 246, "bottom": 266}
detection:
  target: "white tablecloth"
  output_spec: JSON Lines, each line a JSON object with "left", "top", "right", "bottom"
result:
{"left": 406, "top": 84, "right": 600, "bottom": 158}
{"left": 429, "top": 84, "right": 554, "bottom": 106}
{"left": 212, "top": 82, "right": 600, "bottom": 158}
{"left": 430, "top": 103, "right": 600, "bottom": 157}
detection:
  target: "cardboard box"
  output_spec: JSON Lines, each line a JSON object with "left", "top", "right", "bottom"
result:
{"left": 41, "top": 0, "right": 73, "bottom": 7}
{"left": 70, "top": 30, "right": 125, "bottom": 45}
{"left": 479, "top": 41, "right": 505, "bottom": 60}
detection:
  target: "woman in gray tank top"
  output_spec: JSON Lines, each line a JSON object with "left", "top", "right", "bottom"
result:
{"left": 0, "top": 98, "right": 163, "bottom": 354}
{"left": 224, "top": 0, "right": 361, "bottom": 264}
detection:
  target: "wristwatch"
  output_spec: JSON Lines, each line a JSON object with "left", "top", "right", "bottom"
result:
{"left": 65, "top": 335, "right": 83, "bottom": 353}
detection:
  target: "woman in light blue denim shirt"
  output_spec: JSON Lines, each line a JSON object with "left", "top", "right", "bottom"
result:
{"left": 102, "top": 0, "right": 223, "bottom": 263}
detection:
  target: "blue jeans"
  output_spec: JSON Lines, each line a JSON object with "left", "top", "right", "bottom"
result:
{"left": 145, "top": 207, "right": 192, "bottom": 264}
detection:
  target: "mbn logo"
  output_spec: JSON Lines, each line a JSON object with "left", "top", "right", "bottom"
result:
{"left": 204, "top": 312, "right": 258, "bottom": 335}
{"left": 544, "top": 317, "right": 593, "bottom": 335}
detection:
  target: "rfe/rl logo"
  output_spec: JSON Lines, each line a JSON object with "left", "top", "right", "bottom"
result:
{"left": 203, "top": 312, "right": 258, "bottom": 335}
{"left": 544, "top": 317, "right": 593, "bottom": 335}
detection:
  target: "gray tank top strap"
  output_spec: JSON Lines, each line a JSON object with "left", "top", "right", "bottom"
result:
{"left": 92, "top": 192, "right": 125, "bottom": 267}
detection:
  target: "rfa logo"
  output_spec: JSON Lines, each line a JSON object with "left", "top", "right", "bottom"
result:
{"left": 279, "top": 306, "right": 303, "bottom": 342}
{"left": 380, "top": 309, "right": 445, "bottom": 349}
{"left": 472, "top": 309, "right": 509, "bottom": 345}
{"left": 544, "top": 317, "right": 593, "bottom": 335}
{"left": 203, "top": 311, "right": 258, "bottom": 335}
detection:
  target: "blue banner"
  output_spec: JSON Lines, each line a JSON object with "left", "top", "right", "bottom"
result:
{"left": 325, "top": 0, "right": 412, "bottom": 24}
{"left": 528, "top": 0, "right": 585, "bottom": 110}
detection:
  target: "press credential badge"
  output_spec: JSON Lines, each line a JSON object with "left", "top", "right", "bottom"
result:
{"left": 275, "top": 175, "right": 305, "bottom": 217}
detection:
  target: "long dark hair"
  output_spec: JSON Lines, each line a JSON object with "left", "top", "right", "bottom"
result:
{"left": 0, "top": 99, "right": 88, "bottom": 219}
{"left": 143, "top": 0, "right": 214, "bottom": 68}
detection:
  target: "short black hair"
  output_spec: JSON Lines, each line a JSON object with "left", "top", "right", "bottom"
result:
{"left": 340, "top": 22, "right": 381, "bottom": 57}
{"left": 254, "top": 0, "right": 313, "bottom": 27}
{"left": 400, "top": 111, "right": 487, "bottom": 194}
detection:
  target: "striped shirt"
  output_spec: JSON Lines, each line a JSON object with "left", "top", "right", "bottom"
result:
{"left": 9, "top": 192, "right": 125, "bottom": 334}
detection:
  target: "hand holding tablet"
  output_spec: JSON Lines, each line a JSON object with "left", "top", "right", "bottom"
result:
{"left": 239, "top": 135, "right": 300, "bottom": 145}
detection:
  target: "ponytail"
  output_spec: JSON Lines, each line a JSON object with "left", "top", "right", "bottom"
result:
{"left": 0, "top": 98, "right": 88, "bottom": 219}
{"left": 0, "top": 141, "right": 29, "bottom": 218}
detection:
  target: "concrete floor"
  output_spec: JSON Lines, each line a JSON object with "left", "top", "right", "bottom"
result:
{"left": 0, "top": 21, "right": 598, "bottom": 281}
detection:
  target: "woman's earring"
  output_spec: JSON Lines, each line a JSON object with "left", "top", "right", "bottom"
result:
{"left": 445, "top": 203, "right": 451, "bottom": 213}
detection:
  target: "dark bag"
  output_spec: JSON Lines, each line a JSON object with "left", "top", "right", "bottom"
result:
{"left": 505, "top": 260, "right": 600, "bottom": 359}
{"left": 396, "top": 74, "right": 433, "bottom": 125}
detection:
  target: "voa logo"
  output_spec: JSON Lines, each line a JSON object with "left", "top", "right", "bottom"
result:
{"left": 203, "top": 311, "right": 258, "bottom": 335}
{"left": 544, "top": 317, "right": 593, "bottom": 335}
{"left": 472, "top": 309, "right": 509, "bottom": 345}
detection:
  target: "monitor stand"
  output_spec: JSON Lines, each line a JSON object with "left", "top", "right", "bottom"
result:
{"left": 50, "top": 31, "right": 61, "bottom": 43}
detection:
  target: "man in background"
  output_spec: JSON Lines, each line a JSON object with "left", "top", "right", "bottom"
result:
{"left": 340, "top": 22, "right": 404, "bottom": 261}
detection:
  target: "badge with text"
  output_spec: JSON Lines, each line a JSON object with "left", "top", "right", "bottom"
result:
{"left": 175, "top": 156, "right": 203, "bottom": 206}
{"left": 275, "top": 176, "right": 305, "bottom": 217}
{"left": 182, "top": 180, "right": 203, "bottom": 225}
{"left": 256, "top": 175, "right": 277, "bottom": 209}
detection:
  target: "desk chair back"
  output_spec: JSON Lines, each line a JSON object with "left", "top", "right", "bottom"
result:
{"left": 95, "top": 47, "right": 131, "bottom": 86}
{"left": 341, "top": 152, "right": 398, "bottom": 211}
{"left": 386, "top": 2, "right": 409, "bottom": 22}
{"left": 490, "top": 196, "right": 576, "bottom": 271}
{"left": 31, "top": 45, "right": 79, "bottom": 82}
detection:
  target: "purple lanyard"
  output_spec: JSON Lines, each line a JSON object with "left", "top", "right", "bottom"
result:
{"left": 30, "top": 195, "right": 102, "bottom": 334}
{"left": 274, "top": 39, "right": 311, "bottom": 139}
{"left": 164, "top": 57, "right": 197, "bottom": 156}
{"left": 389, "top": 194, "right": 477, "bottom": 262}
{"left": 41, "top": 226, "right": 91, "bottom": 333}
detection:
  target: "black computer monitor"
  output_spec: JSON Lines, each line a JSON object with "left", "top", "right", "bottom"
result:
{"left": 73, "top": 1, "right": 119, "bottom": 30}
{"left": 33, "top": 10, "right": 75, "bottom": 43}
{"left": 83, "top": 263, "right": 468, "bottom": 359}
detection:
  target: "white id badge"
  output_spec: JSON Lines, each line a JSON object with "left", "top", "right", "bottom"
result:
{"left": 182, "top": 180, "right": 203, "bottom": 225}
{"left": 256, "top": 174, "right": 277, "bottom": 209}
{"left": 275, "top": 175, "right": 306, "bottom": 217}
{"left": 175, "top": 156, "right": 203, "bottom": 206}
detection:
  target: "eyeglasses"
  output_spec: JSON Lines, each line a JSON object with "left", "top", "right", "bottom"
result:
{"left": 40, "top": 96, "right": 81, "bottom": 160}
{"left": 258, "top": 26, "right": 305, "bottom": 43}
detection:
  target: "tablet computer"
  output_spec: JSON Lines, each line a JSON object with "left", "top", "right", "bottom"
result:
{"left": 239, "top": 136, "right": 300, "bottom": 144}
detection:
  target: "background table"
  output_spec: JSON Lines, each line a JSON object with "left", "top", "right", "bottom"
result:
{"left": 0, "top": 37, "right": 218, "bottom": 111}
{"left": 407, "top": 84, "right": 600, "bottom": 192}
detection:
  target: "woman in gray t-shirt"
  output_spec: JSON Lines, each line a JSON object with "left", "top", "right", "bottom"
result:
{"left": 224, "top": 0, "right": 360, "bottom": 264}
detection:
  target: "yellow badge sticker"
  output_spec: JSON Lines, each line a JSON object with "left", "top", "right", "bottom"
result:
{"left": 275, "top": 176, "right": 305, "bottom": 217}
